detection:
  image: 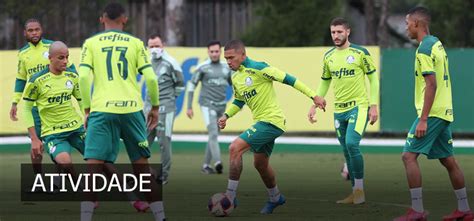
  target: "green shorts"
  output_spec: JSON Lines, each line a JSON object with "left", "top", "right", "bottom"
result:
{"left": 403, "top": 117, "right": 453, "bottom": 159}
{"left": 239, "top": 121, "right": 284, "bottom": 156}
{"left": 32, "top": 106, "right": 42, "bottom": 140}
{"left": 43, "top": 127, "right": 85, "bottom": 163}
{"left": 84, "top": 111, "right": 150, "bottom": 163}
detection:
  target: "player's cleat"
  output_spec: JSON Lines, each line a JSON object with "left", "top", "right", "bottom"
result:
{"left": 393, "top": 208, "right": 428, "bottom": 221}
{"left": 201, "top": 166, "right": 215, "bottom": 174}
{"left": 352, "top": 189, "right": 365, "bottom": 204}
{"left": 215, "top": 163, "right": 223, "bottom": 174}
{"left": 442, "top": 209, "right": 474, "bottom": 221}
{"left": 260, "top": 194, "right": 286, "bottom": 214}
{"left": 133, "top": 200, "right": 149, "bottom": 212}
{"left": 155, "top": 175, "right": 168, "bottom": 185}
{"left": 336, "top": 193, "right": 354, "bottom": 204}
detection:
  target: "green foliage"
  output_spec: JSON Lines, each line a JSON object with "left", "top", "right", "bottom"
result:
{"left": 243, "top": 0, "right": 473, "bottom": 47}
{"left": 241, "top": 0, "right": 344, "bottom": 46}
{"left": 423, "top": 0, "right": 474, "bottom": 47}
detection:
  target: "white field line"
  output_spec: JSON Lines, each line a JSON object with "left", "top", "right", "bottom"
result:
{"left": 1, "top": 135, "right": 473, "bottom": 148}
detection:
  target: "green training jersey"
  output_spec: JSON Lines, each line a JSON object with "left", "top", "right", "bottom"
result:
{"left": 79, "top": 30, "right": 152, "bottom": 114}
{"left": 226, "top": 57, "right": 316, "bottom": 131}
{"left": 414, "top": 35, "right": 453, "bottom": 122}
{"left": 13, "top": 39, "right": 53, "bottom": 104}
{"left": 322, "top": 44, "right": 377, "bottom": 113}
{"left": 22, "top": 67, "right": 82, "bottom": 136}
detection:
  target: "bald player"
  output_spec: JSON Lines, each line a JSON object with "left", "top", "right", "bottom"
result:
{"left": 22, "top": 41, "right": 84, "bottom": 167}
{"left": 23, "top": 41, "right": 150, "bottom": 212}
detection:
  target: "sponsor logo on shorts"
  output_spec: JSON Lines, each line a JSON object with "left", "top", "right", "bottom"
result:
{"left": 48, "top": 142, "right": 56, "bottom": 153}
{"left": 138, "top": 141, "right": 149, "bottom": 148}
{"left": 334, "top": 120, "right": 340, "bottom": 129}
{"left": 349, "top": 115, "right": 355, "bottom": 123}
{"left": 246, "top": 131, "right": 252, "bottom": 137}
{"left": 50, "top": 146, "right": 56, "bottom": 154}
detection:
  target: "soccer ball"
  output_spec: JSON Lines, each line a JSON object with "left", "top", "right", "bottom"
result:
{"left": 340, "top": 163, "right": 350, "bottom": 181}
{"left": 208, "top": 193, "right": 234, "bottom": 217}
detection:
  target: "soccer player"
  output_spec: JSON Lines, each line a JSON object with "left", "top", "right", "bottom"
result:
{"left": 10, "top": 19, "right": 56, "bottom": 177}
{"left": 218, "top": 40, "right": 319, "bottom": 214}
{"left": 307, "top": 17, "right": 379, "bottom": 205}
{"left": 22, "top": 41, "right": 84, "bottom": 169}
{"left": 78, "top": 3, "right": 165, "bottom": 221}
{"left": 394, "top": 7, "right": 472, "bottom": 221}
{"left": 145, "top": 34, "right": 184, "bottom": 185}
{"left": 24, "top": 41, "right": 150, "bottom": 212}
{"left": 186, "top": 40, "right": 232, "bottom": 174}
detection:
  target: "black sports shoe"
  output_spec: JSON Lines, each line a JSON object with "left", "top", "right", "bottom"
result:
{"left": 201, "top": 166, "right": 215, "bottom": 174}
{"left": 215, "top": 163, "right": 223, "bottom": 174}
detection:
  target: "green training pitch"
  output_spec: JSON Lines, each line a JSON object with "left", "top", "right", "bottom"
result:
{"left": 0, "top": 142, "right": 473, "bottom": 221}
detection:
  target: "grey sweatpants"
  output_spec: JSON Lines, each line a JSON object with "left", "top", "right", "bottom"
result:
{"left": 201, "top": 106, "right": 224, "bottom": 166}
{"left": 148, "top": 111, "right": 175, "bottom": 181}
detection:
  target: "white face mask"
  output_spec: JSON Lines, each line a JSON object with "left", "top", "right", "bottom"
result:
{"left": 150, "top": 47, "right": 163, "bottom": 59}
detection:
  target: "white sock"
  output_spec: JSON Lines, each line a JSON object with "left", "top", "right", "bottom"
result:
{"left": 149, "top": 201, "right": 166, "bottom": 221}
{"left": 455, "top": 187, "right": 471, "bottom": 212}
{"left": 267, "top": 186, "right": 281, "bottom": 203}
{"left": 203, "top": 164, "right": 210, "bottom": 169}
{"left": 354, "top": 179, "right": 364, "bottom": 190}
{"left": 80, "top": 201, "right": 95, "bottom": 221}
{"left": 410, "top": 187, "right": 424, "bottom": 212}
{"left": 214, "top": 161, "right": 222, "bottom": 166}
{"left": 226, "top": 179, "right": 239, "bottom": 200}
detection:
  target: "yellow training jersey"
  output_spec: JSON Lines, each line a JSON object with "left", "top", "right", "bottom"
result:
{"left": 22, "top": 67, "right": 83, "bottom": 136}
{"left": 13, "top": 39, "right": 53, "bottom": 103}
{"left": 225, "top": 57, "right": 316, "bottom": 131}
{"left": 79, "top": 29, "right": 152, "bottom": 114}
{"left": 322, "top": 44, "right": 377, "bottom": 113}
{"left": 414, "top": 35, "right": 453, "bottom": 122}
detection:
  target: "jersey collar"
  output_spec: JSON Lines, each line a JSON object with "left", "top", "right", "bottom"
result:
{"left": 241, "top": 57, "right": 251, "bottom": 68}
{"left": 28, "top": 38, "right": 44, "bottom": 48}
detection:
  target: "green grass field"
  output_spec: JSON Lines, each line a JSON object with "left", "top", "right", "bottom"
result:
{"left": 1, "top": 141, "right": 473, "bottom": 221}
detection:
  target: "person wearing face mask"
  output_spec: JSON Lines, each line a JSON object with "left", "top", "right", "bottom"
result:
{"left": 145, "top": 34, "right": 184, "bottom": 185}
{"left": 185, "top": 40, "right": 232, "bottom": 175}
